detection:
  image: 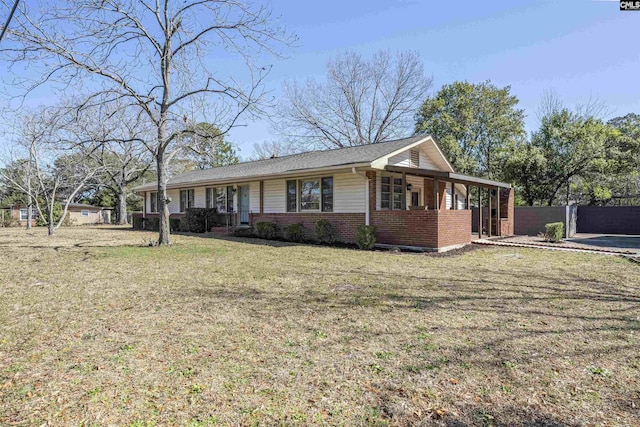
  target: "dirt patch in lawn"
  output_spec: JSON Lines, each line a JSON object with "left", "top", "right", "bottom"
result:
{"left": 1, "top": 226, "right": 639, "bottom": 426}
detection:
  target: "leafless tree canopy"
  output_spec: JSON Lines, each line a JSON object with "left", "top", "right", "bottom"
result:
{"left": 0, "top": 106, "right": 104, "bottom": 235}
{"left": 251, "top": 139, "right": 299, "bottom": 160}
{"left": 1, "top": 0, "right": 295, "bottom": 244}
{"left": 274, "top": 50, "right": 432, "bottom": 151}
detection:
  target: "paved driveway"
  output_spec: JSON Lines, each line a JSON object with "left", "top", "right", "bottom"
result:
{"left": 565, "top": 234, "right": 640, "bottom": 254}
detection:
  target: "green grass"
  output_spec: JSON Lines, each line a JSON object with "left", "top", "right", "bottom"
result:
{"left": 0, "top": 226, "right": 639, "bottom": 426}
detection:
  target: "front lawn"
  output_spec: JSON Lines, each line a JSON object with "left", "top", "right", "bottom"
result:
{"left": 0, "top": 227, "right": 638, "bottom": 426}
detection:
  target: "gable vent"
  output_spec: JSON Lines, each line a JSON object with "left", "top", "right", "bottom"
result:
{"left": 410, "top": 150, "right": 420, "bottom": 168}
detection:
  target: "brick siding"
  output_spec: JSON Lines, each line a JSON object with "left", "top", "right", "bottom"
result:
{"left": 251, "top": 213, "right": 365, "bottom": 243}
{"left": 371, "top": 209, "right": 471, "bottom": 248}
{"left": 366, "top": 170, "right": 376, "bottom": 212}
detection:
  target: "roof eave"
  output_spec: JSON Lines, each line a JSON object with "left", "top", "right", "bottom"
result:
{"left": 132, "top": 162, "right": 373, "bottom": 193}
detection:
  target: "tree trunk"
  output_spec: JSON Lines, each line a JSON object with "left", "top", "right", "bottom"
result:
{"left": 157, "top": 151, "right": 171, "bottom": 246}
{"left": 47, "top": 207, "right": 54, "bottom": 236}
{"left": 26, "top": 202, "right": 32, "bottom": 230}
{"left": 117, "top": 188, "right": 128, "bottom": 225}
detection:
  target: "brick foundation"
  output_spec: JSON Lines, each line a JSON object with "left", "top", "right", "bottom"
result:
{"left": 134, "top": 204, "right": 477, "bottom": 250}
{"left": 251, "top": 213, "right": 366, "bottom": 243}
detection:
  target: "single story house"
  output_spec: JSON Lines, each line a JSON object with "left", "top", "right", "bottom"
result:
{"left": 1, "top": 203, "right": 111, "bottom": 226}
{"left": 133, "top": 135, "right": 514, "bottom": 251}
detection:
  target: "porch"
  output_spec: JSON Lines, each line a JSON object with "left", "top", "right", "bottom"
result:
{"left": 368, "top": 166, "right": 514, "bottom": 248}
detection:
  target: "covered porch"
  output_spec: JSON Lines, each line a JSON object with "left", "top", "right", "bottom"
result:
{"left": 367, "top": 166, "right": 513, "bottom": 250}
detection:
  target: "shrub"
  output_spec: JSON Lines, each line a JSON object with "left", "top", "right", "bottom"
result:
{"left": 284, "top": 223, "right": 305, "bottom": 242}
{"left": 132, "top": 217, "right": 146, "bottom": 230}
{"left": 544, "top": 222, "right": 564, "bottom": 243}
{"left": 255, "top": 221, "right": 278, "bottom": 239}
{"left": 315, "top": 219, "right": 335, "bottom": 244}
{"left": 1, "top": 212, "right": 16, "bottom": 227}
{"left": 181, "top": 208, "right": 218, "bottom": 233}
{"left": 145, "top": 217, "right": 160, "bottom": 231}
{"left": 355, "top": 224, "right": 377, "bottom": 250}
{"left": 170, "top": 218, "right": 182, "bottom": 232}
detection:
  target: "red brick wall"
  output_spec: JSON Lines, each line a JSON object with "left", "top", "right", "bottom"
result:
{"left": 499, "top": 188, "right": 514, "bottom": 236}
{"left": 371, "top": 209, "right": 471, "bottom": 248}
{"left": 251, "top": 213, "right": 365, "bottom": 243}
{"left": 424, "top": 180, "right": 435, "bottom": 209}
{"left": 371, "top": 210, "right": 439, "bottom": 247}
{"left": 437, "top": 210, "right": 472, "bottom": 247}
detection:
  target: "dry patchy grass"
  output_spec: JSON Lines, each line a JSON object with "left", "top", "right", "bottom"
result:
{"left": 0, "top": 226, "right": 639, "bottom": 426}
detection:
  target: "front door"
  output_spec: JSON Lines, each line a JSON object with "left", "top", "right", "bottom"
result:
{"left": 238, "top": 185, "right": 250, "bottom": 224}
{"left": 411, "top": 191, "right": 420, "bottom": 207}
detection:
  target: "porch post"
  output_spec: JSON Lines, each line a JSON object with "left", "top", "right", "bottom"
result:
{"left": 477, "top": 186, "right": 482, "bottom": 239}
{"left": 451, "top": 182, "right": 456, "bottom": 210}
{"left": 488, "top": 188, "right": 492, "bottom": 237}
{"left": 434, "top": 180, "right": 440, "bottom": 210}
{"left": 143, "top": 191, "right": 147, "bottom": 219}
{"left": 496, "top": 187, "right": 501, "bottom": 236}
{"left": 465, "top": 185, "right": 470, "bottom": 210}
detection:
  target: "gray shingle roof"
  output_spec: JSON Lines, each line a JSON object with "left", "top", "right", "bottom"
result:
{"left": 134, "top": 135, "right": 426, "bottom": 191}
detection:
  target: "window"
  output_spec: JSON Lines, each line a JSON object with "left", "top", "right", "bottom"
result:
{"left": 150, "top": 192, "right": 158, "bottom": 212}
{"left": 410, "top": 150, "right": 420, "bottom": 168}
{"left": 20, "top": 208, "right": 37, "bottom": 220}
{"left": 299, "top": 179, "right": 320, "bottom": 211}
{"left": 286, "top": 180, "right": 297, "bottom": 212}
{"left": 81, "top": 210, "right": 89, "bottom": 217}
{"left": 205, "top": 188, "right": 214, "bottom": 209}
{"left": 321, "top": 177, "right": 333, "bottom": 212}
{"left": 286, "top": 177, "right": 333, "bottom": 212}
{"left": 393, "top": 178, "right": 403, "bottom": 210}
{"left": 179, "top": 189, "right": 195, "bottom": 212}
{"left": 381, "top": 175, "right": 404, "bottom": 210}
{"left": 226, "top": 186, "right": 234, "bottom": 212}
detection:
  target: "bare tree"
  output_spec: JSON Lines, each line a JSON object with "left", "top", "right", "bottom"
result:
{"left": 250, "top": 139, "right": 298, "bottom": 160}
{"left": 2, "top": 0, "right": 294, "bottom": 245}
{"left": 58, "top": 99, "right": 154, "bottom": 225}
{"left": 274, "top": 50, "right": 432, "bottom": 151}
{"left": 0, "top": 107, "right": 103, "bottom": 236}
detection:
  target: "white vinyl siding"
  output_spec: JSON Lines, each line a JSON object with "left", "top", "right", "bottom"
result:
{"left": 194, "top": 187, "right": 206, "bottom": 208}
{"left": 388, "top": 146, "right": 437, "bottom": 170}
{"left": 444, "top": 186, "right": 467, "bottom": 210}
{"left": 261, "top": 173, "right": 365, "bottom": 214}
{"left": 418, "top": 150, "right": 436, "bottom": 170}
{"left": 405, "top": 175, "right": 424, "bottom": 207}
{"left": 249, "top": 181, "right": 260, "bottom": 213}
{"left": 167, "top": 189, "right": 181, "bottom": 214}
{"left": 332, "top": 173, "right": 366, "bottom": 213}
{"left": 263, "top": 179, "right": 286, "bottom": 213}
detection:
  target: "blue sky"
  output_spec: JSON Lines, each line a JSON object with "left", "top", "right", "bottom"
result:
{"left": 1, "top": 0, "right": 638, "bottom": 160}
{"left": 227, "top": 0, "right": 640, "bottom": 157}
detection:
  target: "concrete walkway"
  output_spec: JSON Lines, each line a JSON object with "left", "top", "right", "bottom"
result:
{"left": 474, "top": 236, "right": 640, "bottom": 262}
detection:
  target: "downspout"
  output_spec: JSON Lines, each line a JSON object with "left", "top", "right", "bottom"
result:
{"left": 352, "top": 167, "right": 370, "bottom": 226}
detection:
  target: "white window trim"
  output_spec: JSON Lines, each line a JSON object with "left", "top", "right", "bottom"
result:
{"left": 380, "top": 174, "right": 405, "bottom": 210}
{"left": 179, "top": 189, "right": 195, "bottom": 213}
{"left": 286, "top": 176, "right": 333, "bottom": 213}
{"left": 150, "top": 192, "right": 158, "bottom": 213}
{"left": 81, "top": 210, "right": 90, "bottom": 217}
